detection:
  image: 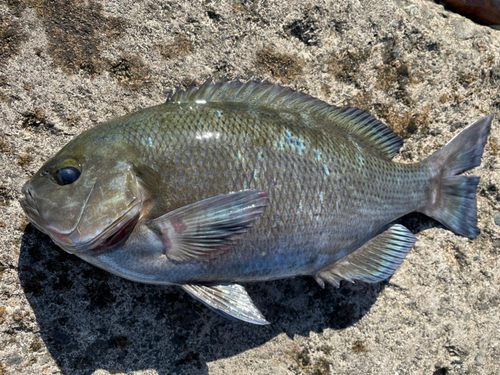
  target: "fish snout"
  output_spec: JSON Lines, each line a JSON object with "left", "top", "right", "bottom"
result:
{"left": 21, "top": 183, "right": 38, "bottom": 213}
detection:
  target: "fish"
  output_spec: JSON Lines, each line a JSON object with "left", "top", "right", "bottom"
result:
{"left": 20, "top": 78, "right": 493, "bottom": 324}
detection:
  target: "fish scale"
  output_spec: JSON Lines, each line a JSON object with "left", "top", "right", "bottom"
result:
{"left": 20, "top": 78, "right": 492, "bottom": 324}
{"left": 113, "top": 101, "right": 426, "bottom": 271}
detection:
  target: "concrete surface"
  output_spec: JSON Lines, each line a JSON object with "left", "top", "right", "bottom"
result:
{"left": 0, "top": 0, "right": 499, "bottom": 374}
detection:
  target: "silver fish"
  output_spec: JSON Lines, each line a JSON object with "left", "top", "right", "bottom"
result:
{"left": 20, "top": 78, "right": 493, "bottom": 324}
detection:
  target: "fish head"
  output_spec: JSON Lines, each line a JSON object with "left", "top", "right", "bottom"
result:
{"left": 20, "top": 144, "right": 144, "bottom": 254}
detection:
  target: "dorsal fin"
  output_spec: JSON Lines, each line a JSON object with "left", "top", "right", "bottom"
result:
{"left": 167, "top": 78, "right": 403, "bottom": 159}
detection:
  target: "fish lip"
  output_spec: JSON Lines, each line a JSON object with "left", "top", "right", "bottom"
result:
{"left": 49, "top": 202, "right": 142, "bottom": 253}
{"left": 20, "top": 198, "right": 38, "bottom": 215}
{"left": 20, "top": 184, "right": 39, "bottom": 214}
{"left": 20, "top": 195, "right": 45, "bottom": 231}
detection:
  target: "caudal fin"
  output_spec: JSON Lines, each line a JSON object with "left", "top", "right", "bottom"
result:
{"left": 424, "top": 115, "right": 493, "bottom": 238}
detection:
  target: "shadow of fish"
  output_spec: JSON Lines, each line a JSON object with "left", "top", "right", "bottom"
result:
{"left": 20, "top": 78, "right": 493, "bottom": 324}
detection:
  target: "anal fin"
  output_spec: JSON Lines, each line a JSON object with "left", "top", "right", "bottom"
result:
{"left": 181, "top": 284, "right": 269, "bottom": 325}
{"left": 314, "top": 224, "right": 416, "bottom": 288}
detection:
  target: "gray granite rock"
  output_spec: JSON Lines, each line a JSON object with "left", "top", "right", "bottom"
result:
{"left": 0, "top": 0, "right": 499, "bottom": 374}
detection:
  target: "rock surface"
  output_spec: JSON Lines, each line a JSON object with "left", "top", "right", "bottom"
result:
{"left": 0, "top": 0, "right": 499, "bottom": 374}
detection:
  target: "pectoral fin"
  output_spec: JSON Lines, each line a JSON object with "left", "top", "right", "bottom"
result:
{"left": 181, "top": 284, "right": 269, "bottom": 325}
{"left": 314, "top": 224, "right": 416, "bottom": 288}
{"left": 148, "top": 190, "right": 268, "bottom": 262}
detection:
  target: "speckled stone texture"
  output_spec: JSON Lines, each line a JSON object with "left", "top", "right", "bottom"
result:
{"left": 0, "top": 0, "right": 499, "bottom": 374}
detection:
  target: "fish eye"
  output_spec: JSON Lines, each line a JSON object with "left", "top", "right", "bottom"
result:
{"left": 55, "top": 167, "right": 81, "bottom": 185}
{"left": 53, "top": 159, "right": 82, "bottom": 186}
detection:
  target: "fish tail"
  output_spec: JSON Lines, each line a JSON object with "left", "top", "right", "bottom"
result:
{"left": 423, "top": 115, "right": 493, "bottom": 238}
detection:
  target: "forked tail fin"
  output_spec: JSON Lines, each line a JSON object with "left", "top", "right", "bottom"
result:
{"left": 424, "top": 115, "right": 493, "bottom": 238}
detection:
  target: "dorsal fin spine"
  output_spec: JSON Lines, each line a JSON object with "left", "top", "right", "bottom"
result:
{"left": 194, "top": 78, "right": 213, "bottom": 99}
{"left": 166, "top": 78, "right": 403, "bottom": 159}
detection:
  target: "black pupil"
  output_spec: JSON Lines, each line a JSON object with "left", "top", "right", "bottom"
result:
{"left": 55, "top": 167, "right": 81, "bottom": 185}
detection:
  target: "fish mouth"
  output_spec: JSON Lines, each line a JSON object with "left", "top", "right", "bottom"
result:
{"left": 20, "top": 198, "right": 39, "bottom": 217}
{"left": 20, "top": 190, "right": 49, "bottom": 234}
{"left": 47, "top": 202, "right": 142, "bottom": 253}
{"left": 20, "top": 185, "right": 40, "bottom": 218}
